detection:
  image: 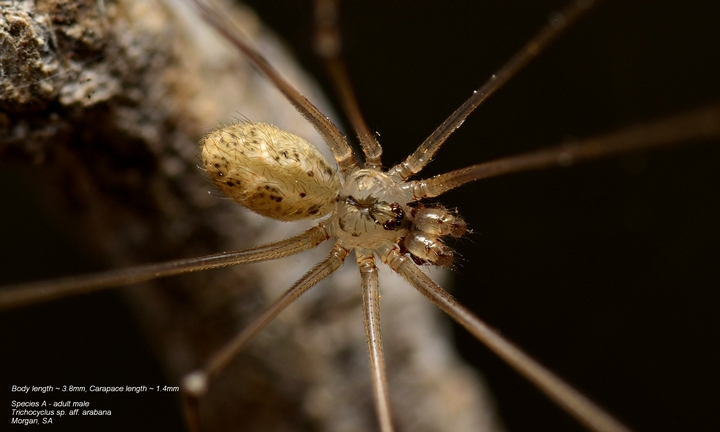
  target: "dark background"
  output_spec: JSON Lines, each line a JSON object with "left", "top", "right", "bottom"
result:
{"left": 2, "top": 1, "right": 719, "bottom": 431}
{"left": 243, "top": 1, "right": 720, "bottom": 431}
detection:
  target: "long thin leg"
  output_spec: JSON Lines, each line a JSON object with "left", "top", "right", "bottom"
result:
{"left": 181, "top": 243, "right": 350, "bottom": 431}
{"left": 314, "top": 0, "right": 382, "bottom": 169}
{"left": 389, "top": 0, "right": 597, "bottom": 180}
{"left": 382, "top": 247, "right": 631, "bottom": 432}
{"left": 407, "top": 104, "right": 720, "bottom": 200}
{"left": 0, "top": 225, "right": 329, "bottom": 310}
{"left": 357, "top": 250, "right": 394, "bottom": 432}
{"left": 188, "top": 0, "right": 358, "bottom": 172}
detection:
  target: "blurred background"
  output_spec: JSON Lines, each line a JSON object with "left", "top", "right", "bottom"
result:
{"left": 2, "top": 1, "right": 719, "bottom": 431}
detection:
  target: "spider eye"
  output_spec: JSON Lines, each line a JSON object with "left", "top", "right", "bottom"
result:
{"left": 383, "top": 220, "right": 397, "bottom": 230}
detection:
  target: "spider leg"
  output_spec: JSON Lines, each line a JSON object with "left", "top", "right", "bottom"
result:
{"left": 314, "top": 0, "right": 382, "bottom": 169}
{"left": 382, "top": 247, "right": 632, "bottom": 432}
{"left": 181, "top": 243, "right": 350, "bottom": 431}
{"left": 0, "top": 225, "right": 329, "bottom": 310}
{"left": 407, "top": 104, "right": 720, "bottom": 200}
{"left": 388, "top": 0, "right": 596, "bottom": 180}
{"left": 188, "top": 0, "right": 358, "bottom": 172}
{"left": 357, "top": 250, "right": 394, "bottom": 432}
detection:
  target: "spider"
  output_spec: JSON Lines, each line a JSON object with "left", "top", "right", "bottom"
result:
{"left": 1, "top": 0, "right": 720, "bottom": 432}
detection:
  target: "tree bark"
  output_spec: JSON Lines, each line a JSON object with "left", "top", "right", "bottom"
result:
{"left": 0, "top": 1, "right": 501, "bottom": 431}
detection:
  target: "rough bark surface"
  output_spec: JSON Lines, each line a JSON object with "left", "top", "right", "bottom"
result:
{"left": 0, "top": 1, "right": 502, "bottom": 431}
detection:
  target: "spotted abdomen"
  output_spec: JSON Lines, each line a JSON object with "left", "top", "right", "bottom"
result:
{"left": 201, "top": 122, "right": 341, "bottom": 221}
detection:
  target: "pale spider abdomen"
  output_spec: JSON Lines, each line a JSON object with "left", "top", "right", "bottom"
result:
{"left": 201, "top": 122, "right": 341, "bottom": 221}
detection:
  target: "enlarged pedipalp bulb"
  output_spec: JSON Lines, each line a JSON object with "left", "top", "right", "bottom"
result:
{"left": 413, "top": 206, "right": 466, "bottom": 237}
{"left": 201, "top": 122, "right": 342, "bottom": 221}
